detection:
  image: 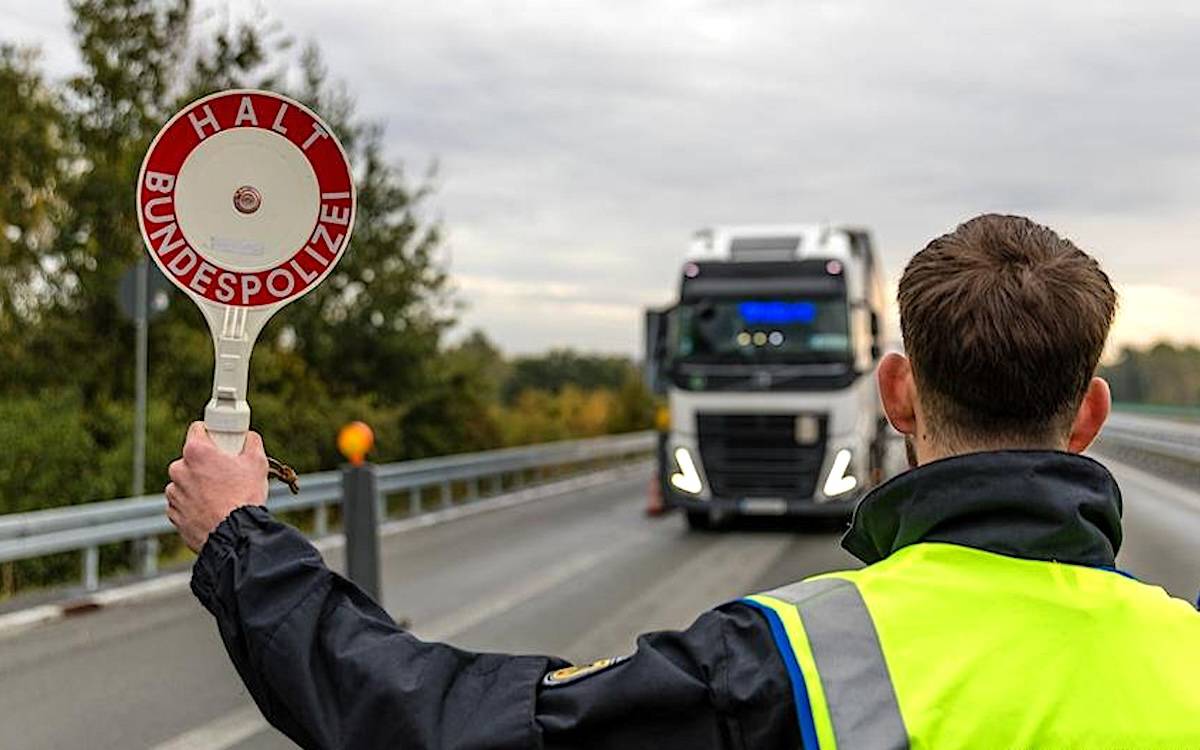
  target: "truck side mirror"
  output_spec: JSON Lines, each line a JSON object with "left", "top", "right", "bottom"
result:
{"left": 643, "top": 307, "right": 673, "bottom": 395}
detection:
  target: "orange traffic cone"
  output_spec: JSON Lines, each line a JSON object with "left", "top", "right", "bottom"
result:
{"left": 645, "top": 476, "right": 666, "bottom": 516}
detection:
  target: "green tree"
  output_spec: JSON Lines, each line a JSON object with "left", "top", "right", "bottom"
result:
{"left": 606, "top": 371, "right": 656, "bottom": 433}
{"left": 0, "top": 1, "right": 455, "bottom": 593}
{"left": 1, "top": 0, "right": 453, "bottom": 470}
{"left": 502, "top": 349, "right": 636, "bottom": 402}
{"left": 402, "top": 330, "right": 508, "bottom": 455}
{"left": 0, "top": 45, "right": 66, "bottom": 389}
{"left": 3, "top": 1, "right": 276, "bottom": 405}
{"left": 1101, "top": 342, "right": 1200, "bottom": 407}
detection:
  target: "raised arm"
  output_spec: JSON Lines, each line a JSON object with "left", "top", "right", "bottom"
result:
{"left": 192, "top": 505, "right": 549, "bottom": 749}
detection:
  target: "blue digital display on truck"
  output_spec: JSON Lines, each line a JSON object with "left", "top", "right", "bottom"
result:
{"left": 736, "top": 300, "right": 817, "bottom": 325}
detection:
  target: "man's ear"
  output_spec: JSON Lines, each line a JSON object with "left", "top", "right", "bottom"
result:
{"left": 877, "top": 352, "right": 918, "bottom": 435}
{"left": 1067, "top": 377, "right": 1111, "bottom": 453}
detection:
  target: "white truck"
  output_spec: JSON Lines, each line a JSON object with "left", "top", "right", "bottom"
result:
{"left": 645, "top": 225, "right": 892, "bottom": 529}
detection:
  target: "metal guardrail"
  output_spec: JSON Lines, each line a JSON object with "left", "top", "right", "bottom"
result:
{"left": 2, "top": 412, "right": 1190, "bottom": 595}
{"left": 1099, "top": 412, "right": 1200, "bottom": 467}
{"left": 1110, "top": 402, "right": 1200, "bottom": 423}
{"left": 0, "top": 432, "right": 655, "bottom": 592}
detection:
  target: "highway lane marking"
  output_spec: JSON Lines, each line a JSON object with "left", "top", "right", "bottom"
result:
{"left": 415, "top": 535, "right": 651, "bottom": 642}
{"left": 1101, "top": 454, "right": 1200, "bottom": 514}
{"left": 372, "top": 462, "right": 653, "bottom": 543}
{"left": 149, "top": 539, "right": 651, "bottom": 749}
{"left": 1103, "top": 455, "right": 1200, "bottom": 600}
{"left": 149, "top": 705, "right": 264, "bottom": 750}
{"left": 560, "top": 533, "right": 794, "bottom": 660}
{"left": 148, "top": 496, "right": 654, "bottom": 750}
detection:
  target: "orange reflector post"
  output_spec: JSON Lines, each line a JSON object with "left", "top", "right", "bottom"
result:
{"left": 337, "top": 421, "right": 375, "bottom": 466}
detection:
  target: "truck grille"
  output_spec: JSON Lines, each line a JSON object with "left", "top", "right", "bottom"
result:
{"left": 696, "top": 413, "right": 826, "bottom": 499}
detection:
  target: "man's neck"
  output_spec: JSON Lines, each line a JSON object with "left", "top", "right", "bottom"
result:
{"left": 912, "top": 433, "right": 1069, "bottom": 467}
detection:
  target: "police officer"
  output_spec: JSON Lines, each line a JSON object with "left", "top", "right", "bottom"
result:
{"left": 167, "top": 214, "right": 1200, "bottom": 749}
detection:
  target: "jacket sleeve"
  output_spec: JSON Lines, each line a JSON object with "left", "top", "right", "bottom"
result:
{"left": 191, "top": 505, "right": 552, "bottom": 750}
{"left": 536, "top": 603, "right": 800, "bottom": 750}
{"left": 191, "top": 506, "right": 799, "bottom": 750}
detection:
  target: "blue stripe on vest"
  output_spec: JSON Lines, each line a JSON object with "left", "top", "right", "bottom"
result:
{"left": 1097, "top": 566, "right": 1138, "bottom": 581}
{"left": 741, "top": 598, "right": 820, "bottom": 750}
{"left": 1102, "top": 566, "right": 1200, "bottom": 611}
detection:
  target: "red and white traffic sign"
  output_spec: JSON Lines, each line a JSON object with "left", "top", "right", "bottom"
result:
{"left": 137, "top": 90, "right": 355, "bottom": 308}
{"left": 136, "top": 90, "right": 356, "bottom": 454}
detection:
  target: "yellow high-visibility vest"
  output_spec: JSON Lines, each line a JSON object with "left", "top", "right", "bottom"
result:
{"left": 746, "top": 542, "right": 1200, "bottom": 749}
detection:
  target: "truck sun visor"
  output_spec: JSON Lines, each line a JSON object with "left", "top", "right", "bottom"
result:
{"left": 681, "top": 276, "right": 843, "bottom": 301}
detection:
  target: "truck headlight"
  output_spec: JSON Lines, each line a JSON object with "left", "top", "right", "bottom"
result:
{"left": 670, "top": 447, "right": 704, "bottom": 495}
{"left": 822, "top": 448, "right": 858, "bottom": 497}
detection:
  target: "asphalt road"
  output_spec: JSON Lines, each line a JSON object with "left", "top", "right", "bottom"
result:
{"left": 1, "top": 456, "right": 1196, "bottom": 750}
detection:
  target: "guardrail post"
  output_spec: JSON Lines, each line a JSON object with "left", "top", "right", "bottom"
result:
{"left": 314, "top": 503, "right": 328, "bottom": 537}
{"left": 439, "top": 481, "right": 451, "bottom": 508}
{"left": 341, "top": 462, "right": 381, "bottom": 601}
{"left": 83, "top": 545, "right": 99, "bottom": 591}
{"left": 137, "top": 537, "right": 159, "bottom": 577}
{"left": 466, "top": 478, "right": 478, "bottom": 502}
{"left": 408, "top": 489, "right": 421, "bottom": 516}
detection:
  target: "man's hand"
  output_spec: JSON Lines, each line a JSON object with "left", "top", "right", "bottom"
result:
{"left": 167, "top": 422, "right": 269, "bottom": 552}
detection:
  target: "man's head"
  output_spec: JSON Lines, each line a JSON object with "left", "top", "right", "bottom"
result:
{"left": 878, "top": 214, "right": 1117, "bottom": 465}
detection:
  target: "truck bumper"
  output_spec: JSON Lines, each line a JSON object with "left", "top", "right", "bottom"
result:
{"left": 663, "top": 488, "right": 859, "bottom": 519}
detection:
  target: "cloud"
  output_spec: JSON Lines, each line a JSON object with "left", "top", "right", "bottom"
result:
{"left": 6, "top": 4, "right": 76, "bottom": 74}
{"left": 451, "top": 274, "right": 641, "bottom": 354}
{"left": 10, "top": 0, "right": 1200, "bottom": 353}
{"left": 299, "top": 0, "right": 1200, "bottom": 353}
{"left": 1108, "top": 283, "right": 1200, "bottom": 359}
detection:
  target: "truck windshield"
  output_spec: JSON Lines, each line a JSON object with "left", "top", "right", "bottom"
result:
{"left": 673, "top": 297, "right": 850, "bottom": 364}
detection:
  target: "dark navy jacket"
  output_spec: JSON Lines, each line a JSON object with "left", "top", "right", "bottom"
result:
{"left": 191, "top": 451, "right": 1125, "bottom": 749}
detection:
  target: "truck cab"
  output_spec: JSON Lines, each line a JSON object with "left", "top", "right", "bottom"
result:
{"left": 645, "top": 225, "right": 891, "bottom": 529}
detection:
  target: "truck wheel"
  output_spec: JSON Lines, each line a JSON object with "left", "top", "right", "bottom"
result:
{"left": 686, "top": 510, "right": 712, "bottom": 531}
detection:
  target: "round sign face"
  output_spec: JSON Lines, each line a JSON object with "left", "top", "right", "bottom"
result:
{"left": 136, "top": 90, "right": 355, "bottom": 308}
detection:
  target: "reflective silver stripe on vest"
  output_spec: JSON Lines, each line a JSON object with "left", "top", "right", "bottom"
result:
{"left": 765, "top": 578, "right": 909, "bottom": 750}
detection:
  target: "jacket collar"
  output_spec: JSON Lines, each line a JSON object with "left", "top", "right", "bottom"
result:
{"left": 842, "top": 450, "right": 1123, "bottom": 568}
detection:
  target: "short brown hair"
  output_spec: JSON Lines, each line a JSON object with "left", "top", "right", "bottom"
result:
{"left": 898, "top": 214, "right": 1116, "bottom": 447}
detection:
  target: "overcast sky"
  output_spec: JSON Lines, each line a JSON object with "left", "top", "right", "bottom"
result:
{"left": 8, "top": 0, "right": 1200, "bottom": 356}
